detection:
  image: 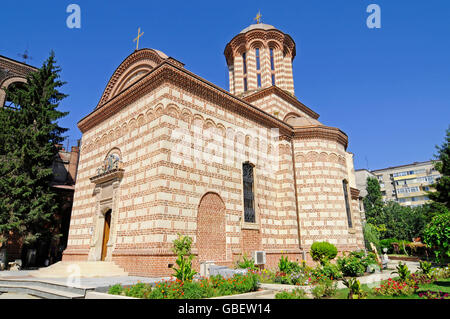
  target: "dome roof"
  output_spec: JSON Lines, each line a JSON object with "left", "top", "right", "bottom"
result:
{"left": 286, "top": 116, "right": 322, "bottom": 127}
{"left": 240, "top": 23, "right": 276, "bottom": 34}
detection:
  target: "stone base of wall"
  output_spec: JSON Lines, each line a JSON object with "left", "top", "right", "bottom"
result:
{"left": 60, "top": 243, "right": 365, "bottom": 277}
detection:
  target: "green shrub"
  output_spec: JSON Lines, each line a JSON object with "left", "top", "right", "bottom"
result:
{"left": 310, "top": 242, "right": 338, "bottom": 264}
{"left": 311, "top": 278, "right": 337, "bottom": 299}
{"left": 337, "top": 255, "right": 366, "bottom": 277}
{"left": 124, "top": 282, "right": 153, "bottom": 298}
{"left": 275, "top": 288, "right": 308, "bottom": 299}
{"left": 418, "top": 260, "right": 433, "bottom": 278}
{"left": 347, "top": 250, "right": 377, "bottom": 269}
{"left": 236, "top": 254, "right": 257, "bottom": 270}
{"left": 393, "top": 261, "right": 411, "bottom": 282}
{"left": 278, "top": 255, "right": 301, "bottom": 274}
{"left": 311, "top": 260, "right": 342, "bottom": 281}
{"left": 108, "top": 284, "right": 124, "bottom": 295}
{"left": 363, "top": 223, "right": 380, "bottom": 252}
{"left": 150, "top": 280, "right": 183, "bottom": 299}
{"left": 342, "top": 278, "right": 367, "bottom": 299}
{"left": 423, "top": 213, "right": 450, "bottom": 263}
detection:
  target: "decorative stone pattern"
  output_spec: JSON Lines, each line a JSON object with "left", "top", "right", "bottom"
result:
{"left": 64, "top": 26, "right": 365, "bottom": 276}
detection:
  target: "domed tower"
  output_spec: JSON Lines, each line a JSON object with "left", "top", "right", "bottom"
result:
{"left": 224, "top": 23, "right": 296, "bottom": 97}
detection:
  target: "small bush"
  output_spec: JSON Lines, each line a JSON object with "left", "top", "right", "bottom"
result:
{"left": 275, "top": 288, "right": 308, "bottom": 299}
{"left": 108, "top": 284, "right": 124, "bottom": 295}
{"left": 337, "top": 255, "right": 366, "bottom": 277}
{"left": 311, "top": 260, "right": 342, "bottom": 281}
{"left": 310, "top": 242, "right": 338, "bottom": 264}
{"left": 393, "top": 261, "right": 411, "bottom": 282}
{"left": 311, "top": 278, "right": 337, "bottom": 299}
{"left": 418, "top": 260, "right": 433, "bottom": 278}
{"left": 236, "top": 254, "right": 257, "bottom": 271}
{"left": 278, "top": 255, "right": 301, "bottom": 274}
{"left": 124, "top": 282, "right": 153, "bottom": 298}
{"left": 342, "top": 278, "right": 367, "bottom": 299}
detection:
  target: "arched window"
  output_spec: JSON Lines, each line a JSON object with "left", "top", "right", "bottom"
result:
{"left": 342, "top": 180, "right": 353, "bottom": 228}
{"left": 255, "top": 48, "right": 260, "bottom": 71}
{"left": 242, "top": 52, "right": 247, "bottom": 74}
{"left": 270, "top": 48, "right": 275, "bottom": 70}
{"left": 270, "top": 48, "right": 276, "bottom": 86}
{"left": 243, "top": 162, "right": 255, "bottom": 223}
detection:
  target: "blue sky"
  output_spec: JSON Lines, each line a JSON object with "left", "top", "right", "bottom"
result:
{"left": 1, "top": 0, "right": 449, "bottom": 170}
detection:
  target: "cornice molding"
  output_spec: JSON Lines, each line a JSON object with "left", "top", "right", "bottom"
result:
{"left": 224, "top": 28, "right": 296, "bottom": 66}
{"left": 293, "top": 125, "right": 348, "bottom": 150}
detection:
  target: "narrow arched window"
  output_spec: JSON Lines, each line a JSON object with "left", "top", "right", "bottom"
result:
{"left": 242, "top": 52, "right": 247, "bottom": 74}
{"left": 270, "top": 48, "right": 275, "bottom": 71}
{"left": 342, "top": 180, "right": 353, "bottom": 228}
{"left": 243, "top": 162, "right": 255, "bottom": 223}
{"left": 255, "top": 48, "right": 260, "bottom": 71}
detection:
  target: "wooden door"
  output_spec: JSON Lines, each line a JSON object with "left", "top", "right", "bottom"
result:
{"left": 101, "top": 210, "right": 111, "bottom": 261}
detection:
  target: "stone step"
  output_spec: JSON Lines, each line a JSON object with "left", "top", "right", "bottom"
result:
{"left": 0, "top": 283, "right": 85, "bottom": 299}
{"left": 32, "top": 261, "right": 128, "bottom": 278}
{"left": 0, "top": 278, "right": 93, "bottom": 295}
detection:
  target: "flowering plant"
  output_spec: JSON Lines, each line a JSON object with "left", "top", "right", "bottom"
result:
{"left": 372, "top": 278, "right": 415, "bottom": 296}
{"left": 418, "top": 290, "right": 450, "bottom": 299}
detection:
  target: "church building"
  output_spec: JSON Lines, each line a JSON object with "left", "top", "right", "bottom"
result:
{"left": 63, "top": 22, "right": 365, "bottom": 277}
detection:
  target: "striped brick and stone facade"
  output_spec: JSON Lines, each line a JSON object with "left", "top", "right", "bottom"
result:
{"left": 63, "top": 23, "right": 364, "bottom": 277}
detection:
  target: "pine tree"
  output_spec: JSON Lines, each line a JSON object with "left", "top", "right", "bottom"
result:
{"left": 363, "top": 176, "right": 384, "bottom": 222}
{"left": 428, "top": 127, "right": 450, "bottom": 209}
{"left": 0, "top": 52, "right": 68, "bottom": 248}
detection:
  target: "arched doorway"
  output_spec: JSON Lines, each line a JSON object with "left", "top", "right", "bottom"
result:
{"left": 197, "top": 193, "right": 226, "bottom": 263}
{"left": 101, "top": 210, "right": 112, "bottom": 261}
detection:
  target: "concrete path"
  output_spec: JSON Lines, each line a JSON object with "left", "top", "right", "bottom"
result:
{"left": 0, "top": 292, "right": 40, "bottom": 299}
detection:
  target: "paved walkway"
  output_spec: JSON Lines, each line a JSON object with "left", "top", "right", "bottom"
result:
{"left": 0, "top": 292, "right": 40, "bottom": 299}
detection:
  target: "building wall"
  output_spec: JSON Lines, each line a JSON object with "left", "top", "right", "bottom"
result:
{"left": 64, "top": 79, "right": 364, "bottom": 276}
{"left": 371, "top": 161, "right": 440, "bottom": 207}
{"left": 293, "top": 139, "right": 364, "bottom": 255}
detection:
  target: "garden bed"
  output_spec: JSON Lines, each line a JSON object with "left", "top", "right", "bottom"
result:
{"left": 108, "top": 272, "right": 260, "bottom": 299}
{"left": 388, "top": 255, "right": 420, "bottom": 262}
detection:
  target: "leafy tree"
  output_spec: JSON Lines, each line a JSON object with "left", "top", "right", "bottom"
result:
{"left": 428, "top": 127, "right": 450, "bottom": 209}
{"left": 363, "top": 222, "right": 380, "bottom": 251}
{"left": 423, "top": 213, "right": 450, "bottom": 263}
{"left": 375, "top": 202, "right": 429, "bottom": 241}
{"left": 363, "top": 177, "right": 384, "bottom": 223}
{"left": 0, "top": 52, "right": 68, "bottom": 248}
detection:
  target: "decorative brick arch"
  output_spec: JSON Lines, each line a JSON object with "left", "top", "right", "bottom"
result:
{"left": 0, "top": 77, "right": 27, "bottom": 107}
{"left": 196, "top": 192, "right": 226, "bottom": 263}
